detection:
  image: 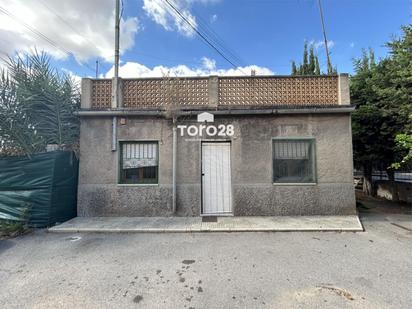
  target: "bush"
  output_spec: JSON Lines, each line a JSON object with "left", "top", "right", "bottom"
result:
{"left": 0, "top": 219, "right": 28, "bottom": 239}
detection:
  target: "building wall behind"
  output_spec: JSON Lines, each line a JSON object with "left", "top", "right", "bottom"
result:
{"left": 78, "top": 113, "right": 356, "bottom": 216}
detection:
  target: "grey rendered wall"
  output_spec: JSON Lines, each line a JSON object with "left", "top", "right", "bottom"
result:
{"left": 77, "top": 113, "right": 356, "bottom": 216}
{"left": 230, "top": 114, "right": 356, "bottom": 215}
{"left": 78, "top": 117, "right": 173, "bottom": 216}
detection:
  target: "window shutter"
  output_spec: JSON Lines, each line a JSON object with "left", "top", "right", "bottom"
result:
{"left": 122, "top": 143, "right": 158, "bottom": 169}
{"left": 273, "top": 140, "right": 310, "bottom": 160}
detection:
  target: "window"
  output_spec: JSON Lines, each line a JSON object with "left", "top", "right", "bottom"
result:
{"left": 119, "top": 141, "right": 158, "bottom": 184}
{"left": 272, "top": 139, "right": 316, "bottom": 183}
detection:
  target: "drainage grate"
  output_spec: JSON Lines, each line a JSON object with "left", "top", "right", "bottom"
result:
{"left": 202, "top": 216, "right": 218, "bottom": 223}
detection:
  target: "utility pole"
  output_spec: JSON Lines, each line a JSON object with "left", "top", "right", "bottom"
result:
{"left": 317, "top": 0, "right": 333, "bottom": 74}
{"left": 112, "top": 0, "right": 120, "bottom": 151}
{"left": 114, "top": 0, "right": 120, "bottom": 80}
{"left": 95, "top": 60, "right": 99, "bottom": 78}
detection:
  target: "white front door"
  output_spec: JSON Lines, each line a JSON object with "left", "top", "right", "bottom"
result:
{"left": 201, "top": 142, "right": 232, "bottom": 215}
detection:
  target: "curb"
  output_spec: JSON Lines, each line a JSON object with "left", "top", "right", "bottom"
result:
{"left": 48, "top": 227, "right": 364, "bottom": 233}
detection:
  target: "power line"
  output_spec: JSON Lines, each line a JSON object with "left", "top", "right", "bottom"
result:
{"left": 37, "top": 0, "right": 111, "bottom": 73}
{"left": 162, "top": 0, "right": 247, "bottom": 74}
{"left": 0, "top": 5, "right": 98, "bottom": 74}
{"left": 38, "top": 0, "right": 98, "bottom": 52}
{"left": 0, "top": 6, "right": 71, "bottom": 56}
{"left": 120, "top": 0, "right": 124, "bottom": 19}
{"left": 189, "top": 7, "right": 246, "bottom": 67}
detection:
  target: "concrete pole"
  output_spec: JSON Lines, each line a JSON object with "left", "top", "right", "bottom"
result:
{"left": 112, "top": 0, "right": 120, "bottom": 152}
{"left": 114, "top": 0, "right": 120, "bottom": 80}
{"left": 317, "top": 0, "right": 333, "bottom": 74}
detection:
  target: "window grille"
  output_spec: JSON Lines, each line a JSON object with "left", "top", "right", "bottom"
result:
{"left": 119, "top": 142, "right": 158, "bottom": 184}
{"left": 273, "top": 139, "right": 316, "bottom": 183}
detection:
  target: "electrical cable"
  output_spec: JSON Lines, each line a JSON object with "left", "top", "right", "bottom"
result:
{"left": 0, "top": 5, "right": 99, "bottom": 74}
{"left": 162, "top": 0, "right": 247, "bottom": 75}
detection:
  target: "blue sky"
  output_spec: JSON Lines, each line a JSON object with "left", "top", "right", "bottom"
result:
{"left": 0, "top": 0, "right": 411, "bottom": 78}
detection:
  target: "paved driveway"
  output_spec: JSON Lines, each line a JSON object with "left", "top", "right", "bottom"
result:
{"left": 0, "top": 212, "right": 411, "bottom": 309}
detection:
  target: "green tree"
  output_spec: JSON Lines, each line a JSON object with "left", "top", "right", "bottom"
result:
{"left": 308, "top": 45, "right": 316, "bottom": 74}
{"left": 291, "top": 61, "right": 298, "bottom": 75}
{"left": 386, "top": 25, "right": 412, "bottom": 168}
{"left": 0, "top": 72, "right": 43, "bottom": 156}
{"left": 351, "top": 25, "right": 412, "bottom": 194}
{"left": 0, "top": 51, "right": 80, "bottom": 157}
{"left": 350, "top": 49, "right": 376, "bottom": 107}
{"left": 302, "top": 42, "right": 309, "bottom": 74}
{"left": 392, "top": 133, "right": 412, "bottom": 169}
{"left": 315, "top": 57, "right": 320, "bottom": 75}
{"left": 291, "top": 42, "right": 328, "bottom": 75}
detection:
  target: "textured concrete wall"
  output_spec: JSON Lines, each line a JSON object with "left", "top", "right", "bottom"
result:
{"left": 81, "top": 79, "right": 92, "bottom": 109}
{"left": 78, "top": 113, "right": 356, "bottom": 216}
{"left": 78, "top": 117, "right": 174, "bottom": 216}
{"left": 338, "top": 73, "right": 350, "bottom": 105}
{"left": 375, "top": 180, "right": 412, "bottom": 204}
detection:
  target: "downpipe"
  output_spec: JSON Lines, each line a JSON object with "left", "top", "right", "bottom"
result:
{"left": 172, "top": 119, "right": 177, "bottom": 213}
{"left": 111, "top": 116, "right": 117, "bottom": 151}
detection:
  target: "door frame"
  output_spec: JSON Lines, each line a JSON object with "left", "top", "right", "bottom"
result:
{"left": 200, "top": 140, "right": 233, "bottom": 216}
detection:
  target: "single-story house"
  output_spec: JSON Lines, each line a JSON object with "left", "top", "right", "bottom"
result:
{"left": 77, "top": 74, "right": 356, "bottom": 217}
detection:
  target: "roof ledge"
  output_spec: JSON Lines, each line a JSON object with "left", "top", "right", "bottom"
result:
{"left": 76, "top": 105, "right": 355, "bottom": 117}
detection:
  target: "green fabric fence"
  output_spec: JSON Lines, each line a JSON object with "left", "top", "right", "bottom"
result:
{"left": 0, "top": 151, "right": 78, "bottom": 228}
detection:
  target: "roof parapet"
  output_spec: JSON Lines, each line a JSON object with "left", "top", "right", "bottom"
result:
{"left": 81, "top": 75, "right": 344, "bottom": 110}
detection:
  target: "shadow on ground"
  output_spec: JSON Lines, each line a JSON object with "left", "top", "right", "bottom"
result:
{"left": 356, "top": 190, "right": 412, "bottom": 215}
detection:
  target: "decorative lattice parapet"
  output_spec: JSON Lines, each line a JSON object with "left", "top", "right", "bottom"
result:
{"left": 87, "top": 75, "right": 342, "bottom": 109}
{"left": 218, "top": 76, "right": 338, "bottom": 106}
{"left": 91, "top": 79, "right": 112, "bottom": 108}
{"left": 122, "top": 78, "right": 209, "bottom": 108}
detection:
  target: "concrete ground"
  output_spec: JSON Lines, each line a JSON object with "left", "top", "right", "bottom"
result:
{"left": 356, "top": 190, "right": 412, "bottom": 215}
{"left": 0, "top": 210, "right": 411, "bottom": 308}
{"left": 48, "top": 215, "right": 363, "bottom": 233}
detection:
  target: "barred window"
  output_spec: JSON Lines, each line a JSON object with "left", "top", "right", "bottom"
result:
{"left": 119, "top": 142, "right": 158, "bottom": 184}
{"left": 272, "top": 139, "right": 316, "bottom": 183}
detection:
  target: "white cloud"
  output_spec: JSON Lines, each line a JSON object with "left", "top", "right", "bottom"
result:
{"left": 0, "top": 0, "right": 139, "bottom": 63}
{"left": 142, "top": 0, "right": 219, "bottom": 37}
{"left": 62, "top": 68, "right": 82, "bottom": 85}
{"left": 350, "top": 42, "right": 355, "bottom": 48}
{"left": 201, "top": 57, "right": 216, "bottom": 70}
{"left": 310, "top": 40, "right": 335, "bottom": 50}
{"left": 105, "top": 58, "right": 274, "bottom": 78}
{"left": 210, "top": 14, "right": 218, "bottom": 23}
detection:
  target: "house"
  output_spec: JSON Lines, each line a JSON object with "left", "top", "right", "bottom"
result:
{"left": 78, "top": 74, "right": 356, "bottom": 217}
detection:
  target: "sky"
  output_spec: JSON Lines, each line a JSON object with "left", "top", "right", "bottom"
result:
{"left": 0, "top": 0, "right": 411, "bottom": 81}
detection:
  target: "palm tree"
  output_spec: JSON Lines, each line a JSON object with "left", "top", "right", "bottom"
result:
{"left": 0, "top": 51, "right": 80, "bottom": 157}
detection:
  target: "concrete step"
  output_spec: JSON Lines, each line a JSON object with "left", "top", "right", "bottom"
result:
{"left": 48, "top": 216, "right": 364, "bottom": 233}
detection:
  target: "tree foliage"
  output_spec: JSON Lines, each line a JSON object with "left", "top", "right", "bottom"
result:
{"left": 291, "top": 41, "right": 334, "bottom": 75}
{"left": 0, "top": 72, "right": 43, "bottom": 155}
{"left": 0, "top": 51, "right": 80, "bottom": 157}
{"left": 392, "top": 133, "right": 412, "bottom": 169}
{"left": 351, "top": 24, "right": 412, "bottom": 186}
{"left": 387, "top": 25, "right": 412, "bottom": 167}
